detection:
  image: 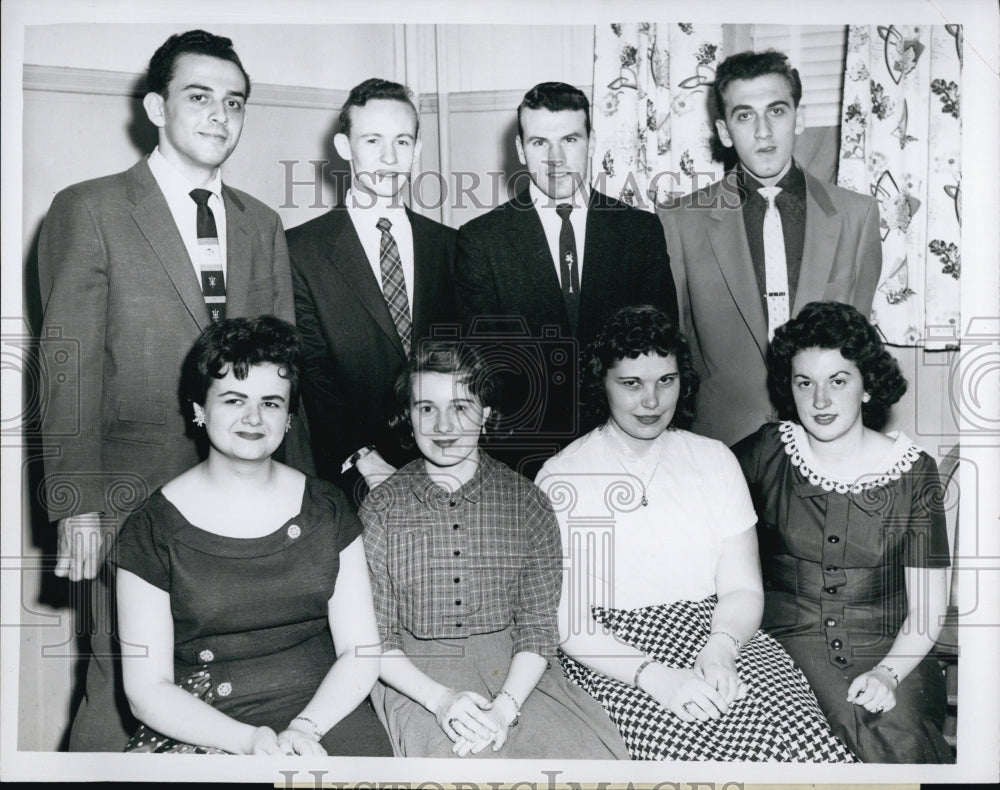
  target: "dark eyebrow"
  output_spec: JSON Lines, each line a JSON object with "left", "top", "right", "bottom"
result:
{"left": 216, "top": 390, "right": 285, "bottom": 401}
{"left": 728, "top": 99, "right": 791, "bottom": 116}
{"left": 181, "top": 82, "right": 247, "bottom": 100}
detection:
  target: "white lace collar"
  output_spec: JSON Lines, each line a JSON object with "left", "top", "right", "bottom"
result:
{"left": 778, "top": 421, "right": 922, "bottom": 494}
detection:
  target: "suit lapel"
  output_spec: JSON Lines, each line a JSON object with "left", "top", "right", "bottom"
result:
{"left": 579, "top": 191, "right": 613, "bottom": 334}
{"left": 794, "top": 172, "right": 841, "bottom": 314}
{"left": 407, "top": 207, "right": 435, "bottom": 334}
{"left": 325, "top": 210, "right": 406, "bottom": 358}
{"left": 127, "top": 161, "right": 208, "bottom": 330}
{"left": 222, "top": 185, "right": 250, "bottom": 319}
{"left": 511, "top": 190, "right": 568, "bottom": 330}
{"left": 706, "top": 178, "right": 768, "bottom": 357}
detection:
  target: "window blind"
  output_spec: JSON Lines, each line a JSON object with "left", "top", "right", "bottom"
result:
{"left": 751, "top": 25, "right": 848, "bottom": 128}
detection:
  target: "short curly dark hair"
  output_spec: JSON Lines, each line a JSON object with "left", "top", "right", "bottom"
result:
{"left": 768, "top": 301, "right": 907, "bottom": 431}
{"left": 580, "top": 305, "right": 699, "bottom": 433}
{"left": 517, "top": 81, "right": 591, "bottom": 141}
{"left": 146, "top": 29, "right": 250, "bottom": 100}
{"left": 181, "top": 316, "right": 303, "bottom": 411}
{"left": 389, "top": 341, "right": 503, "bottom": 448}
{"left": 713, "top": 49, "right": 801, "bottom": 116}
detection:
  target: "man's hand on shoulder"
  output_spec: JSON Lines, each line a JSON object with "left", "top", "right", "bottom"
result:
{"left": 355, "top": 449, "right": 397, "bottom": 490}
{"left": 54, "top": 513, "right": 117, "bottom": 581}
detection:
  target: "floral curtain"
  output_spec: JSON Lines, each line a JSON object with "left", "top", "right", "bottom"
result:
{"left": 838, "top": 24, "right": 962, "bottom": 349}
{"left": 591, "top": 23, "right": 725, "bottom": 210}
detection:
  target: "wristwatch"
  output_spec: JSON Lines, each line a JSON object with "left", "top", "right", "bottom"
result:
{"left": 341, "top": 445, "right": 376, "bottom": 474}
{"left": 495, "top": 689, "right": 521, "bottom": 728}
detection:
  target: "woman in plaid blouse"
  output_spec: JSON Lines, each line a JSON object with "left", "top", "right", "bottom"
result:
{"left": 361, "top": 341, "right": 628, "bottom": 759}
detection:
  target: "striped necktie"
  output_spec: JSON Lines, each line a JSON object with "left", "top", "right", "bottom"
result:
{"left": 376, "top": 217, "right": 412, "bottom": 355}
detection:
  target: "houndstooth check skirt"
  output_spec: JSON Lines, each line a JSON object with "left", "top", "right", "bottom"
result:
{"left": 560, "top": 596, "right": 858, "bottom": 762}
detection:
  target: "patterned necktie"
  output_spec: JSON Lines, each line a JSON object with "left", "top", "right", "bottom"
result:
{"left": 758, "top": 186, "right": 789, "bottom": 340}
{"left": 189, "top": 188, "right": 226, "bottom": 323}
{"left": 556, "top": 203, "right": 581, "bottom": 333}
{"left": 376, "top": 217, "right": 412, "bottom": 355}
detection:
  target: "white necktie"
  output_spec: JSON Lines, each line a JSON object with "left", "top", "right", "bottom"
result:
{"left": 758, "top": 186, "right": 789, "bottom": 340}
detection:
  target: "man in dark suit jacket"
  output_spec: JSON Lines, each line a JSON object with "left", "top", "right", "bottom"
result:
{"left": 38, "top": 31, "right": 296, "bottom": 751}
{"left": 287, "top": 79, "right": 455, "bottom": 502}
{"left": 455, "top": 82, "right": 676, "bottom": 475}
{"left": 658, "top": 51, "right": 882, "bottom": 446}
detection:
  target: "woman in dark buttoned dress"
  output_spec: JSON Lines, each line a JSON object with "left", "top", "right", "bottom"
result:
{"left": 735, "top": 302, "right": 953, "bottom": 763}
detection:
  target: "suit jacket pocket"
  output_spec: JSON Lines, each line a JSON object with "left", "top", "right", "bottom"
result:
{"left": 106, "top": 400, "right": 168, "bottom": 445}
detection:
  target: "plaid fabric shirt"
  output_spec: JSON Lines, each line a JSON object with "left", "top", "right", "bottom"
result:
{"left": 361, "top": 452, "right": 562, "bottom": 659}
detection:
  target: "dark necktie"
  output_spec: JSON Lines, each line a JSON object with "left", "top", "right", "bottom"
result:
{"left": 189, "top": 188, "right": 225, "bottom": 323}
{"left": 556, "top": 203, "right": 580, "bottom": 333}
{"left": 376, "top": 217, "right": 412, "bottom": 355}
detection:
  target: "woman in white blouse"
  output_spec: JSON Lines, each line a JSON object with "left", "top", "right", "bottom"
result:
{"left": 536, "top": 305, "right": 856, "bottom": 762}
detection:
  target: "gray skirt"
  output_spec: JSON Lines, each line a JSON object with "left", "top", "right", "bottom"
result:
{"left": 371, "top": 627, "right": 630, "bottom": 759}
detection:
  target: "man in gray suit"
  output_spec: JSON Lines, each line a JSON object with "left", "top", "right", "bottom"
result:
{"left": 659, "top": 50, "right": 882, "bottom": 446}
{"left": 38, "top": 30, "right": 294, "bottom": 751}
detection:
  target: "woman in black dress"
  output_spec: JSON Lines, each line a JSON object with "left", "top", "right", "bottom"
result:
{"left": 114, "top": 317, "right": 390, "bottom": 755}
{"left": 735, "top": 301, "right": 953, "bottom": 762}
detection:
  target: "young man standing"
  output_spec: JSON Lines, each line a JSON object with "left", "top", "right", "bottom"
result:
{"left": 286, "top": 79, "right": 455, "bottom": 503}
{"left": 659, "top": 50, "right": 882, "bottom": 446}
{"left": 38, "top": 30, "right": 295, "bottom": 750}
{"left": 455, "top": 81, "right": 676, "bottom": 476}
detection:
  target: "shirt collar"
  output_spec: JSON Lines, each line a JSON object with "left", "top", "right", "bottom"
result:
{"left": 345, "top": 187, "right": 409, "bottom": 217}
{"left": 737, "top": 160, "right": 805, "bottom": 205}
{"left": 528, "top": 179, "right": 591, "bottom": 212}
{"left": 148, "top": 147, "right": 222, "bottom": 198}
{"left": 406, "top": 453, "right": 494, "bottom": 504}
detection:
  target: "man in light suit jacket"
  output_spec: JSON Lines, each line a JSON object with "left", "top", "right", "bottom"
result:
{"left": 38, "top": 30, "right": 295, "bottom": 751}
{"left": 658, "top": 50, "right": 882, "bottom": 446}
{"left": 455, "top": 82, "right": 676, "bottom": 476}
{"left": 287, "top": 79, "right": 456, "bottom": 503}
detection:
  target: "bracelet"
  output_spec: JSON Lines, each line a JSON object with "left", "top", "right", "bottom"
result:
{"left": 290, "top": 715, "right": 325, "bottom": 741}
{"left": 633, "top": 659, "right": 654, "bottom": 688}
{"left": 341, "top": 445, "right": 376, "bottom": 474}
{"left": 494, "top": 689, "right": 521, "bottom": 727}
{"left": 873, "top": 663, "right": 900, "bottom": 689}
{"left": 709, "top": 630, "right": 741, "bottom": 651}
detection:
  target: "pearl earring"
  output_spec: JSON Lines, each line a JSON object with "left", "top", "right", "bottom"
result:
{"left": 862, "top": 393, "right": 871, "bottom": 403}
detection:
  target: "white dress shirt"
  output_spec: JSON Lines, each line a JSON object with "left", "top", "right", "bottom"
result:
{"left": 345, "top": 189, "right": 415, "bottom": 317}
{"left": 147, "top": 148, "right": 227, "bottom": 280}
{"left": 529, "top": 180, "right": 589, "bottom": 286}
